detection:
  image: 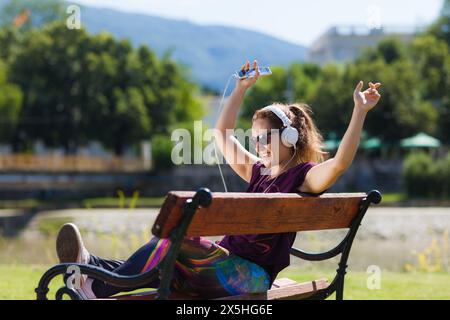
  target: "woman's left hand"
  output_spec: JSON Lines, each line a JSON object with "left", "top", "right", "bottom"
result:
{"left": 353, "top": 81, "right": 382, "bottom": 113}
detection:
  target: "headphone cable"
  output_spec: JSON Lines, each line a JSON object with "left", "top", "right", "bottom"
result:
{"left": 262, "top": 148, "right": 297, "bottom": 193}
{"left": 213, "top": 74, "right": 235, "bottom": 192}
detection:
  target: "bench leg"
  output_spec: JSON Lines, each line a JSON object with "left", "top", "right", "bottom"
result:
{"left": 335, "top": 262, "right": 347, "bottom": 300}
{"left": 156, "top": 188, "right": 212, "bottom": 300}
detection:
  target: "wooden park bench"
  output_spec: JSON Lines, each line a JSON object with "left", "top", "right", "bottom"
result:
{"left": 35, "top": 188, "right": 382, "bottom": 300}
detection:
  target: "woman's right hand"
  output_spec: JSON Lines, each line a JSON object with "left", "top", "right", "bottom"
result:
{"left": 236, "top": 60, "right": 260, "bottom": 91}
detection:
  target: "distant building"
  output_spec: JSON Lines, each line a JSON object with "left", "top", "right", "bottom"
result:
{"left": 442, "top": 0, "right": 450, "bottom": 17}
{"left": 307, "top": 26, "right": 421, "bottom": 65}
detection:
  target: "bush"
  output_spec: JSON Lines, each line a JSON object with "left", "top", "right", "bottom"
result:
{"left": 403, "top": 151, "right": 450, "bottom": 198}
{"left": 151, "top": 135, "right": 174, "bottom": 171}
{"left": 435, "top": 153, "right": 450, "bottom": 198}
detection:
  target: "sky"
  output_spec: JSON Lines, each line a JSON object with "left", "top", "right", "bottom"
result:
{"left": 73, "top": 0, "right": 444, "bottom": 46}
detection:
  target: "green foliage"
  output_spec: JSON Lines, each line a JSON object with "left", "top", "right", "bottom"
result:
{"left": 344, "top": 39, "right": 438, "bottom": 142}
{"left": 0, "top": 27, "right": 20, "bottom": 61}
{"left": 357, "top": 37, "right": 407, "bottom": 64}
{"left": 310, "top": 64, "right": 351, "bottom": 137}
{"left": 403, "top": 152, "right": 437, "bottom": 197}
{"left": 151, "top": 134, "right": 174, "bottom": 171}
{"left": 427, "top": 0, "right": 450, "bottom": 48}
{"left": 242, "top": 34, "right": 445, "bottom": 145}
{"left": 241, "top": 63, "right": 322, "bottom": 129}
{"left": 111, "top": 87, "right": 151, "bottom": 155}
{"left": 0, "top": 59, "right": 22, "bottom": 142}
{"left": 376, "top": 59, "right": 437, "bottom": 140}
{"left": 0, "top": 22, "right": 202, "bottom": 155}
{"left": 0, "top": 2, "right": 448, "bottom": 165}
{"left": 241, "top": 66, "right": 288, "bottom": 119}
{"left": 402, "top": 152, "right": 450, "bottom": 198}
{"left": 438, "top": 98, "right": 450, "bottom": 144}
{"left": 411, "top": 33, "right": 450, "bottom": 144}
{"left": 435, "top": 153, "right": 450, "bottom": 197}
{"left": 411, "top": 35, "right": 450, "bottom": 101}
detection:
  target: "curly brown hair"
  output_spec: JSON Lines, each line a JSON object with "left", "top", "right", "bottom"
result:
{"left": 252, "top": 103, "right": 327, "bottom": 164}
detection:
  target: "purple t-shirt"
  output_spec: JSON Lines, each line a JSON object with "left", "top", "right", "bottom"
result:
{"left": 218, "top": 161, "right": 318, "bottom": 285}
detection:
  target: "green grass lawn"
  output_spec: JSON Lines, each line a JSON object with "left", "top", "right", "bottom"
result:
{"left": 81, "top": 196, "right": 165, "bottom": 208}
{"left": 379, "top": 192, "right": 406, "bottom": 204}
{"left": 1, "top": 264, "right": 449, "bottom": 300}
{"left": 0, "top": 197, "right": 166, "bottom": 210}
{"left": 278, "top": 268, "right": 450, "bottom": 300}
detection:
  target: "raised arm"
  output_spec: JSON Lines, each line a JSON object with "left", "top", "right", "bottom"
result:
{"left": 214, "top": 60, "right": 261, "bottom": 182}
{"left": 299, "top": 81, "right": 382, "bottom": 194}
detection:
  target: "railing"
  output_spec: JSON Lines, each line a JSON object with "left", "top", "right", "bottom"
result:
{"left": 0, "top": 154, "right": 148, "bottom": 172}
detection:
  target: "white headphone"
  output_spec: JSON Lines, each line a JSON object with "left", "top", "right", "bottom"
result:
{"left": 263, "top": 105, "right": 299, "bottom": 149}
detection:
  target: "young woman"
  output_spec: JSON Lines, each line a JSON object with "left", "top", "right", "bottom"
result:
{"left": 55, "top": 60, "right": 381, "bottom": 299}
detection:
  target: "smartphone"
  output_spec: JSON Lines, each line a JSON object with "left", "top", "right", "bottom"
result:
{"left": 235, "top": 66, "right": 272, "bottom": 79}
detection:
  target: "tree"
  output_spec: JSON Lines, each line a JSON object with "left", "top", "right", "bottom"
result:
{"left": 240, "top": 34, "right": 441, "bottom": 145}
{"left": 240, "top": 64, "right": 321, "bottom": 128}
{"left": 309, "top": 64, "right": 351, "bottom": 137}
{"left": 4, "top": 22, "right": 203, "bottom": 155}
{"left": 428, "top": 0, "right": 450, "bottom": 47}
{"left": 357, "top": 37, "right": 407, "bottom": 65}
{"left": 411, "top": 35, "right": 450, "bottom": 101}
{"left": 0, "top": 27, "right": 20, "bottom": 61}
{"left": 416, "top": 10, "right": 450, "bottom": 144}
{"left": 8, "top": 23, "right": 91, "bottom": 152}
{"left": 351, "top": 56, "right": 437, "bottom": 141}
{"left": 0, "top": 59, "right": 22, "bottom": 143}
{"left": 109, "top": 87, "right": 150, "bottom": 155}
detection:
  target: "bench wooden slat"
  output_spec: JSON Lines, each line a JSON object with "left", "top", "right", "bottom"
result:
{"left": 271, "top": 277, "right": 298, "bottom": 289}
{"left": 152, "top": 192, "right": 366, "bottom": 238}
{"left": 215, "top": 278, "right": 329, "bottom": 300}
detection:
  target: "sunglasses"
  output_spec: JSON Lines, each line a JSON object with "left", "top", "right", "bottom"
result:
{"left": 250, "top": 132, "right": 273, "bottom": 146}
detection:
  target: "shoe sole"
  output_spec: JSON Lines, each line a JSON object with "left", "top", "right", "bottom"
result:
{"left": 56, "top": 223, "right": 84, "bottom": 263}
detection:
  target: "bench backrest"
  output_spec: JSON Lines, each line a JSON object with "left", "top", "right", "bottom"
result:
{"left": 152, "top": 192, "right": 367, "bottom": 238}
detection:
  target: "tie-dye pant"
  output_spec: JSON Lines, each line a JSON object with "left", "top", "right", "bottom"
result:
{"left": 89, "top": 236, "right": 271, "bottom": 299}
